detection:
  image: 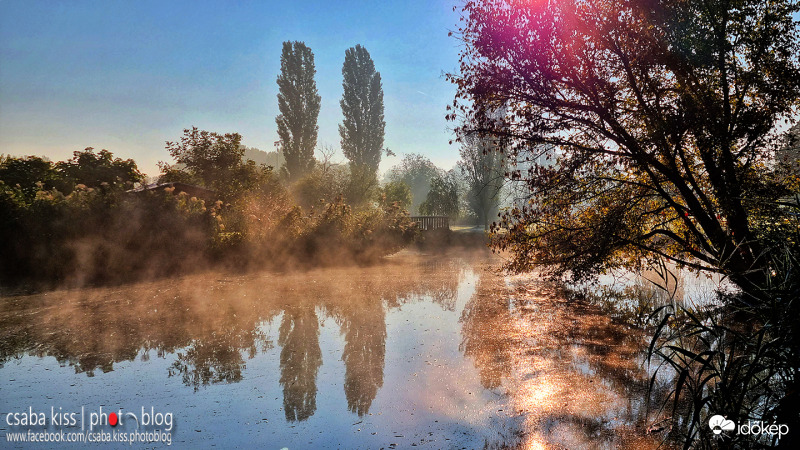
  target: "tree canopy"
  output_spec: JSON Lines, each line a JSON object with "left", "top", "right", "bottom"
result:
{"left": 450, "top": 0, "right": 800, "bottom": 296}
{"left": 379, "top": 180, "right": 412, "bottom": 211}
{"left": 339, "top": 45, "right": 385, "bottom": 173}
{"left": 0, "top": 149, "right": 142, "bottom": 202}
{"left": 419, "top": 172, "right": 460, "bottom": 219}
{"left": 160, "top": 127, "right": 249, "bottom": 198}
{"left": 386, "top": 154, "right": 442, "bottom": 214}
{"left": 0, "top": 155, "right": 60, "bottom": 203}
{"left": 56, "top": 148, "right": 142, "bottom": 193}
{"left": 458, "top": 132, "right": 506, "bottom": 230}
{"left": 276, "top": 41, "right": 321, "bottom": 181}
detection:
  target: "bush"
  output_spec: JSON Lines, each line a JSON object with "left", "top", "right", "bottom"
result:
{"left": 0, "top": 183, "right": 213, "bottom": 288}
{"left": 281, "top": 197, "right": 417, "bottom": 265}
{"left": 379, "top": 181, "right": 412, "bottom": 211}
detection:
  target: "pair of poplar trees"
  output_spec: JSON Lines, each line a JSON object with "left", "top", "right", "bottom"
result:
{"left": 276, "top": 41, "right": 385, "bottom": 181}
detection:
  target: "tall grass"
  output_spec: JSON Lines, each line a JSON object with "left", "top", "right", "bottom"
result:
{"left": 647, "top": 249, "right": 799, "bottom": 448}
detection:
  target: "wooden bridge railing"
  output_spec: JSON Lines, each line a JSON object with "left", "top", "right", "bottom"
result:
{"left": 410, "top": 216, "right": 450, "bottom": 231}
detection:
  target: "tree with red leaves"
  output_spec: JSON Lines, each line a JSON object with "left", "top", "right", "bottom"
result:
{"left": 449, "top": 0, "right": 800, "bottom": 297}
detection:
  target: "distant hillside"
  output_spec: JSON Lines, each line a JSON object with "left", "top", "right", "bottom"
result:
{"left": 242, "top": 146, "right": 284, "bottom": 169}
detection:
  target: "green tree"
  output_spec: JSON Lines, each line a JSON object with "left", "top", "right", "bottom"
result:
{"left": 386, "top": 154, "right": 441, "bottom": 214}
{"left": 344, "top": 164, "right": 381, "bottom": 206}
{"left": 56, "top": 148, "right": 142, "bottom": 193}
{"left": 419, "top": 172, "right": 460, "bottom": 219}
{"left": 339, "top": 45, "right": 385, "bottom": 173}
{"left": 291, "top": 167, "right": 342, "bottom": 209}
{"left": 458, "top": 132, "right": 506, "bottom": 230}
{"left": 276, "top": 41, "right": 321, "bottom": 181}
{"left": 160, "top": 127, "right": 244, "bottom": 196}
{"left": 0, "top": 149, "right": 142, "bottom": 201}
{"left": 379, "top": 180, "right": 412, "bottom": 211}
{"left": 0, "top": 155, "right": 59, "bottom": 202}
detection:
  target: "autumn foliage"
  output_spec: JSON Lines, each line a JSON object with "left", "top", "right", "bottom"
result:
{"left": 450, "top": 0, "right": 800, "bottom": 296}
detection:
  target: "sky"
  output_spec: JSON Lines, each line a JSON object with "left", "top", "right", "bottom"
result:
{"left": 0, "top": 0, "right": 464, "bottom": 178}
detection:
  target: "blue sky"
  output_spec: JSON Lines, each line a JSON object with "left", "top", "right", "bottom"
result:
{"left": 0, "top": 0, "right": 463, "bottom": 177}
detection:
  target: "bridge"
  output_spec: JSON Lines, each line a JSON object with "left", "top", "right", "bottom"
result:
{"left": 410, "top": 216, "right": 450, "bottom": 231}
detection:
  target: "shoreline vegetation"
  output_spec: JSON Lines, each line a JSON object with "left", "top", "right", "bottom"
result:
{"left": 0, "top": 145, "right": 491, "bottom": 296}
{"left": 0, "top": 147, "right": 423, "bottom": 294}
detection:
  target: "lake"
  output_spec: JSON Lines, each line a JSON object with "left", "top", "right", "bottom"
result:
{"left": 0, "top": 248, "right": 666, "bottom": 448}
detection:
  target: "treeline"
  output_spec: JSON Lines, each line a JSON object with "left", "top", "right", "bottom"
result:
{"left": 0, "top": 141, "right": 416, "bottom": 289}
{"left": 384, "top": 144, "right": 506, "bottom": 231}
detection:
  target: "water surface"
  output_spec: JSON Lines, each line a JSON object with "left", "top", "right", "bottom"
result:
{"left": 0, "top": 249, "right": 666, "bottom": 448}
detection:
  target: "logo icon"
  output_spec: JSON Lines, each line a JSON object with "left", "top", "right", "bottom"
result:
{"left": 709, "top": 415, "right": 736, "bottom": 435}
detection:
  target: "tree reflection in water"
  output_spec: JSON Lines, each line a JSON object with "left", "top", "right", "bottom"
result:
{"left": 0, "top": 250, "right": 474, "bottom": 424}
{"left": 459, "top": 276, "right": 513, "bottom": 390}
{"left": 336, "top": 301, "right": 386, "bottom": 416}
{"left": 168, "top": 326, "right": 271, "bottom": 392}
{"left": 278, "top": 306, "right": 322, "bottom": 422}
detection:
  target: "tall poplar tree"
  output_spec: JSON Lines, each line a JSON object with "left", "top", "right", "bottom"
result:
{"left": 458, "top": 132, "right": 506, "bottom": 230}
{"left": 339, "top": 45, "right": 385, "bottom": 173}
{"left": 276, "top": 41, "right": 321, "bottom": 181}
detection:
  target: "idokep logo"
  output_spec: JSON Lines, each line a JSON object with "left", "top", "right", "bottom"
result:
{"left": 708, "top": 415, "right": 735, "bottom": 435}
{"left": 708, "top": 414, "right": 790, "bottom": 440}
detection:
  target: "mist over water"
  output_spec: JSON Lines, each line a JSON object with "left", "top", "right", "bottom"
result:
{"left": 0, "top": 249, "right": 666, "bottom": 448}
